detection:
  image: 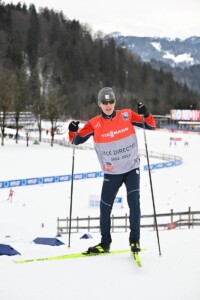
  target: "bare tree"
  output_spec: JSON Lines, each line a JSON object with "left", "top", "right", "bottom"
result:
{"left": 0, "top": 70, "right": 16, "bottom": 146}
{"left": 34, "top": 100, "right": 45, "bottom": 142}
{"left": 45, "top": 90, "right": 62, "bottom": 147}
{"left": 24, "top": 122, "right": 32, "bottom": 147}
{"left": 12, "top": 68, "right": 27, "bottom": 143}
{"left": 29, "top": 67, "right": 45, "bottom": 142}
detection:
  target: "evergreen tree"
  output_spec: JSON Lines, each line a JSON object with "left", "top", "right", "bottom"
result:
{"left": 0, "top": 1, "right": 199, "bottom": 122}
{"left": 26, "top": 4, "right": 39, "bottom": 69}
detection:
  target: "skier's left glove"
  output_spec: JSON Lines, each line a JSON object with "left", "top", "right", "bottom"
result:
{"left": 68, "top": 121, "right": 80, "bottom": 132}
{"left": 137, "top": 102, "right": 150, "bottom": 117}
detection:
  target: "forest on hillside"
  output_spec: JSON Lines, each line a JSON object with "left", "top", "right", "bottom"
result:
{"left": 0, "top": 0, "right": 199, "bottom": 127}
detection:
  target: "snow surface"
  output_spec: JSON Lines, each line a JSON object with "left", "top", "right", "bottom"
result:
{"left": 163, "top": 51, "right": 194, "bottom": 64}
{"left": 0, "top": 128, "right": 200, "bottom": 300}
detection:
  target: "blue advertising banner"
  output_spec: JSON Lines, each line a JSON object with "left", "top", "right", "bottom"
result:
{"left": 0, "top": 159, "right": 183, "bottom": 189}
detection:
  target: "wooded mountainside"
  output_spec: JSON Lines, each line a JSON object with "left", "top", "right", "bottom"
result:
{"left": 0, "top": 1, "right": 199, "bottom": 122}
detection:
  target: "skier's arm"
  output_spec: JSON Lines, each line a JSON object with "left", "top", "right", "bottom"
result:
{"left": 68, "top": 121, "right": 94, "bottom": 145}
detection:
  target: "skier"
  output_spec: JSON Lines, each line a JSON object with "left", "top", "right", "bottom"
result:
{"left": 7, "top": 188, "right": 14, "bottom": 203}
{"left": 68, "top": 87, "right": 156, "bottom": 254}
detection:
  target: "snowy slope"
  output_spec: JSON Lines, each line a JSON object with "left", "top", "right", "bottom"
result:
{"left": 0, "top": 128, "right": 200, "bottom": 300}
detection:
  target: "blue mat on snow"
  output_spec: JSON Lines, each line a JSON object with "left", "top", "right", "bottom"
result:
{"left": 33, "top": 237, "right": 64, "bottom": 246}
{"left": 0, "top": 244, "right": 20, "bottom": 256}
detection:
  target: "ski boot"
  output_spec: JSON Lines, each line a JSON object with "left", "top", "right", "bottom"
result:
{"left": 130, "top": 242, "right": 141, "bottom": 253}
{"left": 84, "top": 243, "right": 110, "bottom": 254}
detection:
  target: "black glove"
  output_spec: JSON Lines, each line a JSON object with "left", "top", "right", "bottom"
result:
{"left": 68, "top": 121, "right": 80, "bottom": 132}
{"left": 137, "top": 102, "right": 150, "bottom": 118}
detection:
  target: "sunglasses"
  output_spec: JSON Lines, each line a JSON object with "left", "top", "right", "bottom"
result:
{"left": 101, "top": 99, "right": 116, "bottom": 105}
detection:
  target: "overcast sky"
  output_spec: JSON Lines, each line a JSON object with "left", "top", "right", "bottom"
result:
{"left": 8, "top": 0, "right": 200, "bottom": 39}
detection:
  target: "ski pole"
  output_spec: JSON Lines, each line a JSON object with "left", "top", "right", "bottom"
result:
{"left": 142, "top": 116, "right": 162, "bottom": 256}
{"left": 68, "top": 146, "right": 75, "bottom": 248}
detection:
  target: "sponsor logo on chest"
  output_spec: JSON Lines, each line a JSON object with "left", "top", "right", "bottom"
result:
{"left": 101, "top": 127, "right": 129, "bottom": 138}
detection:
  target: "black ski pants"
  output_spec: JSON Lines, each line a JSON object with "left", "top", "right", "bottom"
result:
{"left": 100, "top": 168, "right": 140, "bottom": 245}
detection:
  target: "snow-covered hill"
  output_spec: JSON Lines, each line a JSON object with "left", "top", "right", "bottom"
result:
{"left": 108, "top": 34, "right": 200, "bottom": 94}
{"left": 109, "top": 34, "right": 200, "bottom": 68}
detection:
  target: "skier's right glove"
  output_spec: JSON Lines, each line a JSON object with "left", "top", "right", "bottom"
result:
{"left": 68, "top": 121, "right": 80, "bottom": 132}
